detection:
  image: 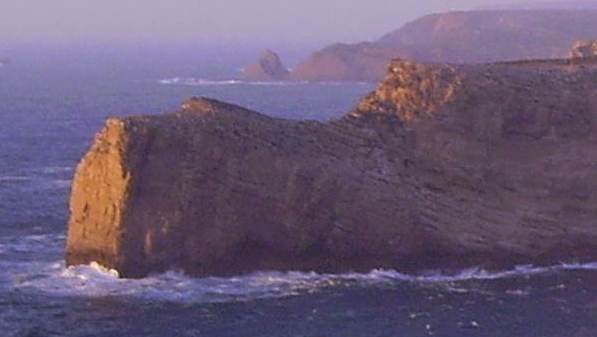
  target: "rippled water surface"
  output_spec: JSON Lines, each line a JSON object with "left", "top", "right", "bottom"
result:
{"left": 1, "top": 48, "right": 597, "bottom": 337}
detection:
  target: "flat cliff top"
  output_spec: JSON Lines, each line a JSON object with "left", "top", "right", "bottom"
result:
{"left": 68, "top": 56, "right": 597, "bottom": 278}
{"left": 350, "top": 58, "right": 597, "bottom": 125}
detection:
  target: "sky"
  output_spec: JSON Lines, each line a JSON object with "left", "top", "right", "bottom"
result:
{"left": 0, "top": 0, "right": 588, "bottom": 48}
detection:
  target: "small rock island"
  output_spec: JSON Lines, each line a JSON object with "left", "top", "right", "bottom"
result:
{"left": 240, "top": 50, "right": 289, "bottom": 81}
{"left": 67, "top": 55, "right": 597, "bottom": 278}
{"left": 570, "top": 40, "right": 597, "bottom": 58}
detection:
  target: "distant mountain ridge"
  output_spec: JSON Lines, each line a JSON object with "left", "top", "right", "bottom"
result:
{"left": 481, "top": 1, "right": 597, "bottom": 10}
{"left": 242, "top": 9, "right": 597, "bottom": 82}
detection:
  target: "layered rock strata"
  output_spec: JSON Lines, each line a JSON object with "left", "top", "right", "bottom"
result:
{"left": 67, "top": 58, "right": 597, "bottom": 278}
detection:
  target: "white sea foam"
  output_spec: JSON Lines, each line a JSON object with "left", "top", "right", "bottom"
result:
{"left": 158, "top": 77, "right": 370, "bottom": 87}
{"left": 15, "top": 262, "right": 338, "bottom": 303}
{"left": 159, "top": 78, "right": 243, "bottom": 86}
{"left": 9, "top": 260, "right": 597, "bottom": 304}
{"left": 47, "top": 179, "right": 72, "bottom": 189}
{"left": 35, "top": 166, "right": 74, "bottom": 174}
{"left": 4, "top": 233, "right": 597, "bottom": 304}
{"left": 1, "top": 166, "right": 73, "bottom": 190}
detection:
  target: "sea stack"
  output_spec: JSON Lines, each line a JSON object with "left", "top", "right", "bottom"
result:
{"left": 67, "top": 57, "right": 597, "bottom": 278}
{"left": 240, "top": 50, "right": 289, "bottom": 81}
{"left": 570, "top": 40, "right": 597, "bottom": 59}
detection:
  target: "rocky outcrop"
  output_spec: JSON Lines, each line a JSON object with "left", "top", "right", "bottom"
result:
{"left": 291, "top": 10, "right": 597, "bottom": 81}
{"left": 66, "top": 57, "right": 597, "bottom": 278}
{"left": 571, "top": 40, "right": 597, "bottom": 58}
{"left": 240, "top": 50, "right": 289, "bottom": 81}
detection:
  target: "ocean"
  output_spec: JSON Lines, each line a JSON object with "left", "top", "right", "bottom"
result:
{"left": 1, "top": 46, "right": 597, "bottom": 337}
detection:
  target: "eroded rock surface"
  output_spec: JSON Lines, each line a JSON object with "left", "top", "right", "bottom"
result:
{"left": 67, "top": 58, "right": 597, "bottom": 278}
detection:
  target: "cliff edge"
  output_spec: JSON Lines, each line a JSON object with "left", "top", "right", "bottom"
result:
{"left": 67, "top": 58, "right": 597, "bottom": 278}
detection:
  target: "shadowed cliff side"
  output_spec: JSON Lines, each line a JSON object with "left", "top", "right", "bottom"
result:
{"left": 67, "top": 58, "right": 597, "bottom": 278}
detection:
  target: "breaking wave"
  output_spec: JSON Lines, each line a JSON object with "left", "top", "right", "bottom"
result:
{"left": 34, "top": 166, "right": 73, "bottom": 174}
{"left": 3, "top": 233, "right": 597, "bottom": 304}
{"left": 11, "top": 260, "right": 597, "bottom": 304}
{"left": 159, "top": 78, "right": 244, "bottom": 85}
{"left": 15, "top": 262, "right": 340, "bottom": 303}
{"left": 158, "top": 77, "right": 369, "bottom": 86}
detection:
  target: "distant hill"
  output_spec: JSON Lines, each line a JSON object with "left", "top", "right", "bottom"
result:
{"left": 483, "top": 1, "right": 597, "bottom": 10}
{"left": 288, "top": 10, "right": 597, "bottom": 81}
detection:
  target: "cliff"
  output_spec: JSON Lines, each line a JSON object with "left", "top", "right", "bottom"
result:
{"left": 291, "top": 10, "right": 597, "bottom": 81}
{"left": 240, "top": 50, "right": 289, "bottom": 81}
{"left": 67, "top": 58, "right": 597, "bottom": 278}
{"left": 289, "top": 42, "right": 408, "bottom": 82}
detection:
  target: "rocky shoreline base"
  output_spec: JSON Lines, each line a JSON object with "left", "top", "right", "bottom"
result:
{"left": 67, "top": 57, "right": 597, "bottom": 278}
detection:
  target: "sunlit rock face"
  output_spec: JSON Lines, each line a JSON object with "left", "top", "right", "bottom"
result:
{"left": 66, "top": 57, "right": 597, "bottom": 278}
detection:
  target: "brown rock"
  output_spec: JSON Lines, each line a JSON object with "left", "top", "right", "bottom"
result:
{"left": 240, "top": 50, "right": 289, "bottom": 81}
{"left": 66, "top": 58, "right": 597, "bottom": 278}
{"left": 289, "top": 42, "right": 409, "bottom": 82}
{"left": 292, "top": 10, "right": 597, "bottom": 82}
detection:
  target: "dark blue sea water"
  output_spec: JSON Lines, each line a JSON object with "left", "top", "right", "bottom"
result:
{"left": 1, "top": 47, "right": 597, "bottom": 337}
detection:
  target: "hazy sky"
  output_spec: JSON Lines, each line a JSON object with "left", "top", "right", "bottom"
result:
{"left": 0, "top": 0, "right": 582, "bottom": 47}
